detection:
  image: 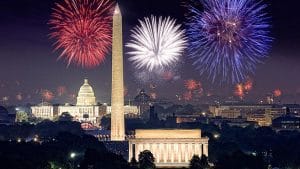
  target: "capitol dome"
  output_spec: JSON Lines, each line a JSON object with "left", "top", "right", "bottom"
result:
{"left": 76, "top": 79, "right": 96, "bottom": 106}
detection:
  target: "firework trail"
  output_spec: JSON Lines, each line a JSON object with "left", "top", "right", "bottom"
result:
{"left": 57, "top": 86, "right": 67, "bottom": 96}
{"left": 127, "top": 16, "right": 187, "bottom": 72}
{"left": 49, "top": 0, "right": 114, "bottom": 68}
{"left": 186, "top": 0, "right": 272, "bottom": 83}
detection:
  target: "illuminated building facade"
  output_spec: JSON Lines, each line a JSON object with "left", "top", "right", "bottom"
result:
{"left": 31, "top": 103, "right": 58, "bottom": 120}
{"left": 106, "top": 105, "right": 140, "bottom": 116}
{"left": 129, "top": 129, "right": 209, "bottom": 168}
{"left": 31, "top": 79, "right": 106, "bottom": 126}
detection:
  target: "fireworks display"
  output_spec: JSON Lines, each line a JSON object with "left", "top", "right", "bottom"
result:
{"left": 186, "top": 0, "right": 272, "bottom": 83}
{"left": 273, "top": 89, "right": 282, "bottom": 97}
{"left": 127, "top": 16, "right": 187, "bottom": 72}
{"left": 16, "top": 93, "right": 23, "bottom": 101}
{"left": 49, "top": 0, "right": 114, "bottom": 68}
{"left": 57, "top": 86, "right": 67, "bottom": 96}
{"left": 244, "top": 79, "right": 253, "bottom": 92}
{"left": 185, "top": 79, "right": 201, "bottom": 91}
{"left": 41, "top": 90, "right": 55, "bottom": 101}
{"left": 234, "top": 78, "right": 253, "bottom": 98}
{"left": 183, "top": 91, "right": 193, "bottom": 101}
{"left": 150, "top": 92, "right": 157, "bottom": 100}
{"left": 235, "top": 84, "right": 245, "bottom": 98}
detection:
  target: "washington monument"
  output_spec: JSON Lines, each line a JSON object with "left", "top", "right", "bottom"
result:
{"left": 111, "top": 4, "right": 125, "bottom": 141}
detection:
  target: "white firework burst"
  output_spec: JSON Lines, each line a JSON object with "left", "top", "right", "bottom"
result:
{"left": 127, "top": 16, "right": 187, "bottom": 71}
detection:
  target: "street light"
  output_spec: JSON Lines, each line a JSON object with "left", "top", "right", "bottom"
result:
{"left": 17, "top": 138, "right": 22, "bottom": 143}
{"left": 213, "top": 133, "right": 220, "bottom": 139}
{"left": 70, "top": 152, "right": 76, "bottom": 159}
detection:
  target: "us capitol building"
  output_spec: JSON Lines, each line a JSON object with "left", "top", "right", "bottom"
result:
{"left": 31, "top": 79, "right": 139, "bottom": 126}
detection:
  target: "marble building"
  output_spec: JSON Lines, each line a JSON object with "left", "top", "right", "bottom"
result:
{"left": 31, "top": 79, "right": 105, "bottom": 126}
{"left": 128, "top": 129, "right": 209, "bottom": 168}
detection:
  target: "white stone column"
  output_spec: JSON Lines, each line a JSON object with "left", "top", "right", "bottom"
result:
{"left": 195, "top": 143, "right": 199, "bottom": 156}
{"left": 155, "top": 143, "right": 160, "bottom": 163}
{"left": 188, "top": 143, "right": 192, "bottom": 160}
{"left": 159, "top": 143, "right": 163, "bottom": 163}
{"left": 136, "top": 143, "right": 141, "bottom": 160}
{"left": 129, "top": 142, "right": 132, "bottom": 162}
{"left": 181, "top": 143, "right": 185, "bottom": 163}
{"left": 184, "top": 144, "right": 188, "bottom": 163}
{"left": 178, "top": 143, "right": 181, "bottom": 163}
{"left": 171, "top": 143, "right": 174, "bottom": 163}
{"left": 164, "top": 143, "right": 167, "bottom": 163}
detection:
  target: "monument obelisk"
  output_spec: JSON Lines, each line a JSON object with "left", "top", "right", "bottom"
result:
{"left": 111, "top": 4, "right": 125, "bottom": 141}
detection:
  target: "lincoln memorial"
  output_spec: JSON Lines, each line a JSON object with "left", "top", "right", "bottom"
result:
{"left": 128, "top": 129, "right": 209, "bottom": 168}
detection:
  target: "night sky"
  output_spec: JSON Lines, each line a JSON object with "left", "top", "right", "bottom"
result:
{"left": 0, "top": 0, "right": 300, "bottom": 105}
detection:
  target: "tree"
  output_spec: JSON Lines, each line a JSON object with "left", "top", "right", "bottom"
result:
{"left": 190, "top": 155, "right": 201, "bottom": 169}
{"left": 190, "top": 155, "right": 209, "bottom": 169}
{"left": 129, "top": 157, "right": 139, "bottom": 169}
{"left": 200, "top": 155, "right": 209, "bottom": 169}
{"left": 138, "top": 150, "right": 155, "bottom": 169}
{"left": 15, "top": 111, "right": 29, "bottom": 123}
{"left": 58, "top": 112, "right": 73, "bottom": 121}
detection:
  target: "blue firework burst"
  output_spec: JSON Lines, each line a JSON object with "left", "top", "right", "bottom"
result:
{"left": 186, "top": 0, "right": 272, "bottom": 83}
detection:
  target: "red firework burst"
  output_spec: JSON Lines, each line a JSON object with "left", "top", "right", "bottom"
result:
{"left": 41, "top": 90, "right": 55, "bottom": 101}
{"left": 244, "top": 79, "right": 253, "bottom": 92}
{"left": 235, "top": 84, "right": 245, "bottom": 98}
{"left": 49, "top": 0, "right": 114, "bottom": 68}
{"left": 273, "top": 89, "right": 282, "bottom": 97}
{"left": 185, "top": 79, "right": 201, "bottom": 91}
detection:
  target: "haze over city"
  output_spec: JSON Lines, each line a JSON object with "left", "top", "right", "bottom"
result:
{"left": 0, "top": 0, "right": 300, "bottom": 105}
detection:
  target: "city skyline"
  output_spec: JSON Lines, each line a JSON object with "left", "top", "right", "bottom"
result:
{"left": 0, "top": 0, "right": 300, "bottom": 105}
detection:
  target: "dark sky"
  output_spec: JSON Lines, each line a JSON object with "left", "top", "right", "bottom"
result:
{"left": 0, "top": 0, "right": 299, "bottom": 105}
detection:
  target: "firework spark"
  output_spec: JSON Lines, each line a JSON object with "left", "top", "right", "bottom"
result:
{"left": 150, "top": 92, "right": 157, "bottom": 100}
{"left": 235, "top": 84, "right": 245, "bottom": 98}
{"left": 183, "top": 91, "right": 193, "bottom": 101}
{"left": 186, "top": 0, "right": 272, "bottom": 83}
{"left": 244, "top": 78, "right": 253, "bottom": 92}
{"left": 16, "top": 93, "right": 23, "bottom": 101}
{"left": 49, "top": 0, "right": 114, "bottom": 68}
{"left": 162, "top": 71, "right": 174, "bottom": 81}
{"left": 127, "top": 16, "right": 187, "bottom": 71}
{"left": 185, "top": 79, "right": 201, "bottom": 91}
{"left": 57, "top": 86, "right": 67, "bottom": 96}
{"left": 41, "top": 90, "right": 55, "bottom": 101}
{"left": 273, "top": 89, "right": 282, "bottom": 97}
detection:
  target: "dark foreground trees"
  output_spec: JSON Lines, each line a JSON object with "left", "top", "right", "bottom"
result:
{"left": 190, "top": 155, "right": 210, "bottom": 169}
{"left": 215, "top": 150, "right": 266, "bottom": 169}
{"left": 138, "top": 150, "right": 156, "bottom": 169}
